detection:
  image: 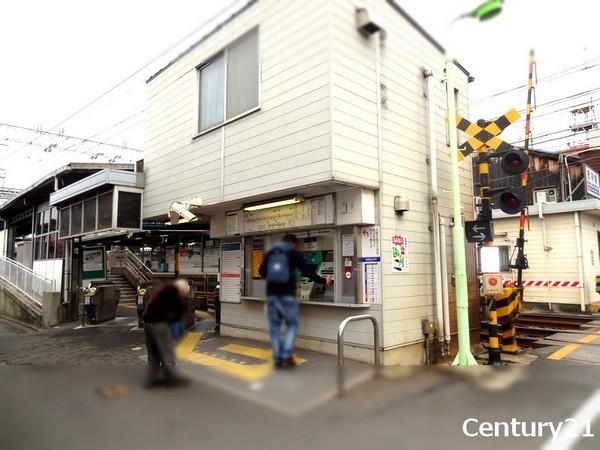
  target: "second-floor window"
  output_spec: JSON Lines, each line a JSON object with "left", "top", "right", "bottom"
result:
{"left": 198, "top": 28, "right": 259, "bottom": 133}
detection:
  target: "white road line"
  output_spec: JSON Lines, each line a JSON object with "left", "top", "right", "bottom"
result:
{"left": 542, "top": 389, "right": 600, "bottom": 450}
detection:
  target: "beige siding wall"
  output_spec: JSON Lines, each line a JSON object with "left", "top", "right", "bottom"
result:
{"left": 494, "top": 213, "right": 582, "bottom": 305}
{"left": 330, "top": 0, "right": 476, "bottom": 349}
{"left": 144, "top": 0, "right": 333, "bottom": 219}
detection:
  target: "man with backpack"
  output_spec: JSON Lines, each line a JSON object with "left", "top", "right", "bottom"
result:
{"left": 259, "top": 234, "right": 332, "bottom": 367}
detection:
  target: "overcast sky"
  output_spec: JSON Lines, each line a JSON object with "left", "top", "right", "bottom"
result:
{"left": 1, "top": 0, "right": 599, "bottom": 188}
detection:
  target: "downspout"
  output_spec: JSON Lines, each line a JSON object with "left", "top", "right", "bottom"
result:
{"left": 439, "top": 217, "right": 451, "bottom": 351}
{"left": 423, "top": 68, "right": 445, "bottom": 355}
{"left": 574, "top": 211, "right": 586, "bottom": 312}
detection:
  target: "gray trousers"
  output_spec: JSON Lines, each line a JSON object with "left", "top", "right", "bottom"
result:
{"left": 144, "top": 322, "right": 177, "bottom": 380}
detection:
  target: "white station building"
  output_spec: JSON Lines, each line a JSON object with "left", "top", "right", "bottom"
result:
{"left": 143, "top": 0, "right": 479, "bottom": 364}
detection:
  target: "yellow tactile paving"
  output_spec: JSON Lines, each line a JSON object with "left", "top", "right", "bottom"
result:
{"left": 219, "top": 343, "right": 306, "bottom": 365}
{"left": 176, "top": 332, "right": 308, "bottom": 382}
{"left": 547, "top": 331, "right": 600, "bottom": 361}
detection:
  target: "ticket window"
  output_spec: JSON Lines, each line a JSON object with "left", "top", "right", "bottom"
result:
{"left": 296, "top": 232, "right": 335, "bottom": 302}
{"left": 244, "top": 229, "right": 357, "bottom": 303}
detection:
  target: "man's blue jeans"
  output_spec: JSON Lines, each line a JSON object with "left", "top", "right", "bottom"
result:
{"left": 266, "top": 295, "right": 299, "bottom": 364}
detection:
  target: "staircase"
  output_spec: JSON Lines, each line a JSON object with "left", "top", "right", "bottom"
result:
{"left": 107, "top": 273, "right": 137, "bottom": 304}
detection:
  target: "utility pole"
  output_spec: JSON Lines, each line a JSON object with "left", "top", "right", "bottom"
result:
{"left": 445, "top": 62, "right": 477, "bottom": 366}
{"left": 446, "top": 0, "right": 504, "bottom": 366}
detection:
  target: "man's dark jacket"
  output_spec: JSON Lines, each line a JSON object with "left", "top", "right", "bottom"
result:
{"left": 143, "top": 283, "right": 184, "bottom": 324}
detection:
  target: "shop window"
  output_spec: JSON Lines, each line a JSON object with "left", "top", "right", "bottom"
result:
{"left": 70, "top": 203, "right": 82, "bottom": 235}
{"left": 42, "top": 210, "right": 49, "bottom": 234}
{"left": 244, "top": 230, "right": 338, "bottom": 303}
{"left": 56, "top": 237, "right": 65, "bottom": 259}
{"left": 97, "top": 192, "right": 113, "bottom": 230}
{"left": 40, "top": 235, "right": 48, "bottom": 260}
{"left": 116, "top": 191, "right": 141, "bottom": 229}
{"left": 34, "top": 237, "right": 41, "bottom": 260}
{"left": 49, "top": 207, "right": 58, "bottom": 232}
{"left": 59, "top": 207, "right": 70, "bottom": 238}
{"left": 83, "top": 197, "right": 97, "bottom": 233}
{"left": 48, "top": 233, "right": 56, "bottom": 259}
{"left": 35, "top": 212, "right": 42, "bottom": 235}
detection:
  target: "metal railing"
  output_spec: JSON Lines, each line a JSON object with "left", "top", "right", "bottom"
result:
{"left": 108, "top": 249, "right": 152, "bottom": 284}
{"left": 0, "top": 255, "right": 55, "bottom": 305}
{"left": 337, "top": 314, "right": 380, "bottom": 396}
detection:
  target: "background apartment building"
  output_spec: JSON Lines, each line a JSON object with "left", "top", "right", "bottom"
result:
{"left": 143, "top": 0, "right": 478, "bottom": 364}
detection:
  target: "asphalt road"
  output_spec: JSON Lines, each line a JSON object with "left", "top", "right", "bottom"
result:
{"left": 1, "top": 316, "right": 599, "bottom": 450}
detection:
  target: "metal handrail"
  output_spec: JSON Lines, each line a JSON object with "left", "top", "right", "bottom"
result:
{"left": 0, "top": 255, "right": 53, "bottom": 283}
{"left": 0, "top": 255, "right": 55, "bottom": 305}
{"left": 337, "top": 314, "right": 380, "bottom": 396}
{"left": 108, "top": 249, "right": 152, "bottom": 284}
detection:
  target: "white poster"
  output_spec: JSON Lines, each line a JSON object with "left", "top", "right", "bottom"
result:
{"left": 342, "top": 233, "right": 354, "bottom": 257}
{"left": 391, "top": 234, "right": 409, "bottom": 273}
{"left": 360, "top": 226, "right": 380, "bottom": 258}
{"left": 220, "top": 242, "right": 241, "bottom": 303}
{"left": 82, "top": 248, "right": 103, "bottom": 272}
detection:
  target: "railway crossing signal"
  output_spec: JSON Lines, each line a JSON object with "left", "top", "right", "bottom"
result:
{"left": 456, "top": 108, "right": 519, "bottom": 160}
{"left": 456, "top": 109, "right": 530, "bottom": 216}
{"left": 455, "top": 107, "right": 530, "bottom": 365}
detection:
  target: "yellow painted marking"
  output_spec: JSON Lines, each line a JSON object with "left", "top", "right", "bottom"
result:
{"left": 176, "top": 333, "right": 308, "bottom": 381}
{"left": 175, "top": 331, "right": 203, "bottom": 359}
{"left": 547, "top": 331, "right": 600, "bottom": 361}
{"left": 186, "top": 350, "right": 273, "bottom": 382}
{"left": 220, "top": 343, "right": 306, "bottom": 365}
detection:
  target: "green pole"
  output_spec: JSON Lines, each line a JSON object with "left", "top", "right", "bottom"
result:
{"left": 445, "top": 56, "right": 477, "bottom": 366}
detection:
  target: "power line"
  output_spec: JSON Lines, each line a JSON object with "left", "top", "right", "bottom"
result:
{"left": 58, "top": 110, "right": 144, "bottom": 154}
{"left": 0, "top": 122, "right": 143, "bottom": 152}
{"left": 6, "top": 0, "right": 244, "bottom": 158}
{"left": 472, "top": 57, "right": 600, "bottom": 105}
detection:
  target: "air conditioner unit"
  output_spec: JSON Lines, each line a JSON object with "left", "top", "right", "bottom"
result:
{"left": 534, "top": 188, "right": 557, "bottom": 204}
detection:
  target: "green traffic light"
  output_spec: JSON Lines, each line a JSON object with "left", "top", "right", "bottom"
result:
{"left": 474, "top": 0, "right": 503, "bottom": 21}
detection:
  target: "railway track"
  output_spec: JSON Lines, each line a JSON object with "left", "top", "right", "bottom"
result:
{"left": 516, "top": 312, "right": 596, "bottom": 348}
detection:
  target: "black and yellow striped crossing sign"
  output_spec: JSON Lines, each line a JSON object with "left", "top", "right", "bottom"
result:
{"left": 456, "top": 108, "right": 520, "bottom": 160}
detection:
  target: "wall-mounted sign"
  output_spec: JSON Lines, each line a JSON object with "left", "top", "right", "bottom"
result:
{"left": 585, "top": 165, "right": 600, "bottom": 199}
{"left": 226, "top": 211, "right": 242, "bottom": 236}
{"left": 242, "top": 195, "right": 334, "bottom": 234}
{"left": 391, "top": 234, "right": 409, "bottom": 273}
{"left": 342, "top": 233, "right": 354, "bottom": 257}
{"left": 82, "top": 246, "right": 106, "bottom": 281}
{"left": 360, "top": 226, "right": 380, "bottom": 258}
{"left": 363, "top": 261, "right": 380, "bottom": 303}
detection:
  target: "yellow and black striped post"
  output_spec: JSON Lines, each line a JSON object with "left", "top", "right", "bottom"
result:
{"left": 496, "top": 285, "right": 520, "bottom": 353}
{"left": 487, "top": 297, "right": 502, "bottom": 365}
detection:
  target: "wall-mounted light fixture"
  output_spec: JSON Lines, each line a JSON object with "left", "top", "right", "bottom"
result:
{"left": 394, "top": 196, "right": 409, "bottom": 216}
{"left": 244, "top": 195, "right": 302, "bottom": 212}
